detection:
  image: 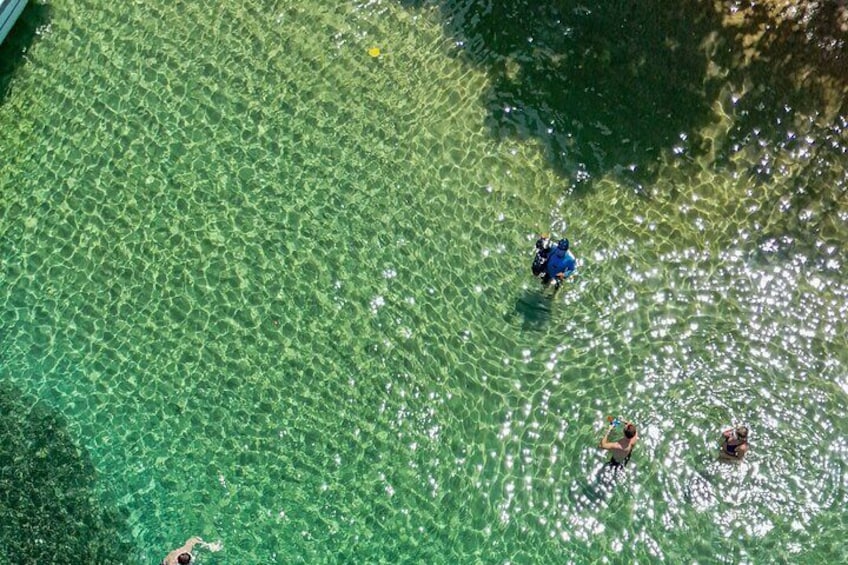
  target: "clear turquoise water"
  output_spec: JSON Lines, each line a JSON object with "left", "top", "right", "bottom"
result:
{"left": 1, "top": 1, "right": 847, "bottom": 563}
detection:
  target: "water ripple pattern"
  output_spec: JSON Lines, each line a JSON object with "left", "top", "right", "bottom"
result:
{"left": 0, "top": 1, "right": 846, "bottom": 563}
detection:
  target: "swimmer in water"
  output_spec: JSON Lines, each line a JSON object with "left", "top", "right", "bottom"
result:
{"left": 599, "top": 421, "right": 638, "bottom": 468}
{"left": 161, "top": 537, "right": 201, "bottom": 565}
{"left": 719, "top": 425, "right": 749, "bottom": 462}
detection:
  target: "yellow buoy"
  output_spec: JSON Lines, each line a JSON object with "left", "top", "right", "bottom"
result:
{"left": 368, "top": 47, "right": 381, "bottom": 58}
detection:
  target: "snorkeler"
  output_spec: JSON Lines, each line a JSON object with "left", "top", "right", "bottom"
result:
{"left": 531, "top": 234, "right": 552, "bottom": 277}
{"left": 541, "top": 238, "right": 576, "bottom": 291}
{"left": 599, "top": 421, "right": 638, "bottom": 468}
{"left": 719, "top": 425, "right": 749, "bottom": 461}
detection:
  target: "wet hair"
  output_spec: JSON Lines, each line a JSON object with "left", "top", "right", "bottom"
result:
{"left": 557, "top": 238, "right": 569, "bottom": 251}
{"left": 624, "top": 423, "right": 637, "bottom": 438}
{"left": 736, "top": 426, "right": 749, "bottom": 440}
{"left": 177, "top": 553, "right": 192, "bottom": 565}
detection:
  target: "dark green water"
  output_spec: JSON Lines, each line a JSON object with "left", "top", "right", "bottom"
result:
{"left": 1, "top": 1, "right": 846, "bottom": 563}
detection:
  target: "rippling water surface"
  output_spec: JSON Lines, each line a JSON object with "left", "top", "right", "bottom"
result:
{"left": 1, "top": 1, "right": 846, "bottom": 563}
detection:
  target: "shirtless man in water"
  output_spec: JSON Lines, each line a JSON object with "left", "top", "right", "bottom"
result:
{"left": 719, "top": 425, "right": 749, "bottom": 462}
{"left": 161, "top": 537, "right": 201, "bottom": 565}
{"left": 599, "top": 421, "right": 638, "bottom": 467}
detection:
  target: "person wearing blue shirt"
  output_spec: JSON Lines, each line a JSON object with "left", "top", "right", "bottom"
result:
{"left": 541, "top": 238, "right": 576, "bottom": 291}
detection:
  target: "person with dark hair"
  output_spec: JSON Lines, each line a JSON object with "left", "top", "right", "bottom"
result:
{"left": 162, "top": 537, "right": 201, "bottom": 565}
{"left": 531, "top": 234, "right": 552, "bottom": 277}
{"left": 599, "top": 421, "right": 638, "bottom": 468}
{"left": 720, "top": 425, "right": 749, "bottom": 461}
{"left": 541, "top": 238, "right": 576, "bottom": 291}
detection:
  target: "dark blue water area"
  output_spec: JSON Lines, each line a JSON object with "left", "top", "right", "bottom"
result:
{"left": 400, "top": 1, "right": 848, "bottom": 214}
{"left": 0, "top": 379, "right": 138, "bottom": 563}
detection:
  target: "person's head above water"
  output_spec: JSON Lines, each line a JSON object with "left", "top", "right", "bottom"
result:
{"left": 178, "top": 553, "right": 192, "bottom": 565}
{"left": 624, "top": 423, "right": 637, "bottom": 439}
{"left": 557, "top": 238, "right": 569, "bottom": 251}
{"left": 735, "top": 426, "right": 749, "bottom": 441}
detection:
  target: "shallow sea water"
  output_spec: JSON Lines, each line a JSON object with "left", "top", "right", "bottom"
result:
{"left": 1, "top": 1, "right": 847, "bottom": 563}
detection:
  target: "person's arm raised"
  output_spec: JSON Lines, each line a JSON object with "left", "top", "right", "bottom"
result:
{"left": 598, "top": 427, "right": 618, "bottom": 450}
{"left": 181, "top": 537, "right": 202, "bottom": 554}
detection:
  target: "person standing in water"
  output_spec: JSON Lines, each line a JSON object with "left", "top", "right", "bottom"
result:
{"left": 541, "top": 238, "right": 576, "bottom": 291}
{"left": 719, "top": 425, "right": 749, "bottom": 461}
{"left": 599, "top": 421, "right": 638, "bottom": 468}
{"left": 531, "top": 234, "right": 552, "bottom": 278}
